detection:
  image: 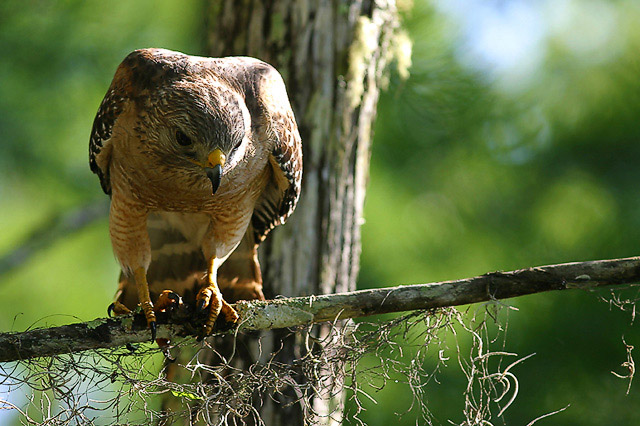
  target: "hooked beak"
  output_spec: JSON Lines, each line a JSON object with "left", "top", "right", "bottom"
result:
{"left": 204, "top": 149, "right": 225, "bottom": 195}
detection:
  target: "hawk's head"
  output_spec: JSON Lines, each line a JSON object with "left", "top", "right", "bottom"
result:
{"left": 92, "top": 48, "right": 256, "bottom": 198}
{"left": 140, "top": 69, "right": 252, "bottom": 196}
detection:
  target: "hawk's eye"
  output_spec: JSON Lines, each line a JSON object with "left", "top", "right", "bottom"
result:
{"left": 175, "top": 130, "right": 192, "bottom": 146}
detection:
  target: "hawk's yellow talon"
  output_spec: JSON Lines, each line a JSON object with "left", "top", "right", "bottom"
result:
{"left": 196, "top": 284, "right": 238, "bottom": 336}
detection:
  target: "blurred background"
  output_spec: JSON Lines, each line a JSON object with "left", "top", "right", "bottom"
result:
{"left": 1, "top": 0, "right": 640, "bottom": 424}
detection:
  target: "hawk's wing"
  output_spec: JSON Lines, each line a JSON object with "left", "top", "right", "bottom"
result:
{"left": 89, "top": 87, "right": 123, "bottom": 195}
{"left": 253, "top": 68, "right": 303, "bottom": 243}
{"left": 214, "top": 58, "right": 303, "bottom": 243}
{"left": 89, "top": 49, "right": 189, "bottom": 195}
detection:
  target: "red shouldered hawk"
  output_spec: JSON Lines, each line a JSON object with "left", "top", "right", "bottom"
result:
{"left": 89, "top": 48, "right": 302, "bottom": 339}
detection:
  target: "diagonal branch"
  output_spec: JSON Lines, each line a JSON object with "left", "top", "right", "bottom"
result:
{"left": 0, "top": 201, "right": 110, "bottom": 276}
{"left": 1, "top": 256, "right": 639, "bottom": 363}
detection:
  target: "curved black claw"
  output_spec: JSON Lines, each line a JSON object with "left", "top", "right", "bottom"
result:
{"left": 167, "top": 291, "right": 181, "bottom": 313}
{"left": 150, "top": 321, "right": 157, "bottom": 343}
{"left": 197, "top": 299, "right": 207, "bottom": 312}
{"left": 107, "top": 303, "right": 115, "bottom": 317}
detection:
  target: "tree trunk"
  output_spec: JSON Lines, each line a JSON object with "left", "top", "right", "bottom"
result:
{"left": 202, "top": 1, "right": 400, "bottom": 424}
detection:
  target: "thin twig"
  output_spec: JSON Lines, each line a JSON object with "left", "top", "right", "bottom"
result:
{"left": 526, "top": 404, "right": 570, "bottom": 426}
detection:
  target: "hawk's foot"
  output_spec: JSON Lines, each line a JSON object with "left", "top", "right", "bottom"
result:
{"left": 152, "top": 291, "right": 182, "bottom": 353}
{"left": 154, "top": 290, "right": 182, "bottom": 313}
{"left": 107, "top": 301, "right": 132, "bottom": 317}
{"left": 107, "top": 299, "right": 156, "bottom": 342}
{"left": 196, "top": 286, "right": 239, "bottom": 336}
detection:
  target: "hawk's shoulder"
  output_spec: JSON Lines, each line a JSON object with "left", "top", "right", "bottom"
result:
{"left": 89, "top": 49, "right": 194, "bottom": 195}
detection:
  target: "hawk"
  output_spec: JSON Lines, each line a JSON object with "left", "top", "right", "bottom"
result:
{"left": 89, "top": 48, "right": 302, "bottom": 339}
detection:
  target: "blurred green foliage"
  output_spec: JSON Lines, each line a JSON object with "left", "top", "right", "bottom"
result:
{"left": 1, "top": 0, "right": 640, "bottom": 425}
{"left": 357, "top": 0, "right": 640, "bottom": 424}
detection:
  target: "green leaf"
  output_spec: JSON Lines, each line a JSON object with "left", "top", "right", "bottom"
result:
{"left": 170, "top": 390, "right": 204, "bottom": 401}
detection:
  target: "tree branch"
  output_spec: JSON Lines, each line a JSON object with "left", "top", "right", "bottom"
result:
{"left": 0, "top": 201, "right": 109, "bottom": 276}
{"left": 1, "top": 256, "right": 639, "bottom": 363}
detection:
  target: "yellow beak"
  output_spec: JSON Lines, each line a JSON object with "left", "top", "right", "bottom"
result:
{"left": 207, "top": 149, "right": 226, "bottom": 168}
{"left": 205, "top": 149, "right": 225, "bottom": 195}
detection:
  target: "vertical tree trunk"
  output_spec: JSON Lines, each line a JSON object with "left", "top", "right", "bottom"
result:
{"left": 203, "top": 1, "right": 400, "bottom": 424}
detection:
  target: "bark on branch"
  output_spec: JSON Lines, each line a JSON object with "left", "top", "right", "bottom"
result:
{"left": 1, "top": 256, "right": 639, "bottom": 363}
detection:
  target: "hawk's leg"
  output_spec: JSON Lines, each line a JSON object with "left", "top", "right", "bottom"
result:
{"left": 133, "top": 267, "right": 157, "bottom": 341}
{"left": 109, "top": 268, "right": 158, "bottom": 341}
{"left": 196, "top": 257, "right": 239, "bottom": 336}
